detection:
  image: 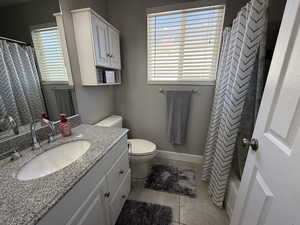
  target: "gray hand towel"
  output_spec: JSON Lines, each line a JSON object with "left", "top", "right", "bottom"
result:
{"left": 167, "top": 91, "right": 192, "bottom": 145}
{"left": 54, "top": 89, "right": 75, "bottom": 116}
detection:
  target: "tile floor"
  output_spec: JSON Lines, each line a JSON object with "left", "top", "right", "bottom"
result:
{"left": 128, "top": 158, "right": 229, "bottom": 225}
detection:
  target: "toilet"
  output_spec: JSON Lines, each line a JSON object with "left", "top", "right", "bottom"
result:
{"left": 95, "top": 115, "right": 157, "bottom": 179}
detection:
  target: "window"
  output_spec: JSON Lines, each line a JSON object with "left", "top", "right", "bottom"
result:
{"left": 147, "top": 5, "right": 225, "bottom": 84}
{"left": 32, "top": 27, "right": 68, "bottom": 82}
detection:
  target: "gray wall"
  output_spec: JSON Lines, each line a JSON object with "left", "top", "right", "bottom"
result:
{"left": 0, "top": 0, "right": 60, "bottom": 43}
{"left": 107, "top": 0, "right": 222, "bottom": 155}
{"left": 59, "top": 0, "right": 115, "bottom": 124}
{"left": 107, "top": 0, "right": 286, "bottom": 155}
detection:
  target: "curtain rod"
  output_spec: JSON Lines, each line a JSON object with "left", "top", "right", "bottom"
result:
{"left": 0, "top": 36, "right": 27, "bottom": 45}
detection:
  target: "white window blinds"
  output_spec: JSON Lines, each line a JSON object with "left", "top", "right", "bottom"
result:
{"left": 32, "top": 27, "right": 68, "bottom": 82}
{"left": 147, "top": 5, "right": 225, "bottom": 84}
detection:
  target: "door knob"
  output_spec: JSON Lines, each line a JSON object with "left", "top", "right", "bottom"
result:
{"left": 242, "top": 138, "right": 259, "bottom": 151}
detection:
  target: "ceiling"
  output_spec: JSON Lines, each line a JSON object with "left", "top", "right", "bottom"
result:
{"left": 0, "top": 0, "right": 31, "bottom": 7}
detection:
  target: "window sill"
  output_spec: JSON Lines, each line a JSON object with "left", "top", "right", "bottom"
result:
{"left": 147, "top": 80, "right": 216, "bottom": 86}
{"left": 42, "top": 81, "right": 73, "bottom": 89}
{"left": 42, "top": 81, "right": 70, "bottom": 85}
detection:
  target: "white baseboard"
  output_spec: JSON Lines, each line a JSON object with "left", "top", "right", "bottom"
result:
{"left": 156, "top": 150, "right": 203, "bottom": 164}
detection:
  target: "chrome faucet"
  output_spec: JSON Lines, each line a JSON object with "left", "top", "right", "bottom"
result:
{"left": 31, "top": 120, "right": 41, "bottom": 150}
{"left": 42, "top": 117, "right": 56, "bottom": 143}
{"left": 31, "top": 117, "right": 56, "bottom": 150}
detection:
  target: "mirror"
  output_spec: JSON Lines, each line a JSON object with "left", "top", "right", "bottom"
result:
{"left": 0, "top": 0, "right": 77, "bottom": 140}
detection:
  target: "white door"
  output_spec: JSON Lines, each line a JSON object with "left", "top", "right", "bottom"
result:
{"left": 67, "top": 177, "right": 111, "bottom": 225}
{"left": 107, "top": 26, "right": 121, "bottom": 69}
{"left": 231, "top": 0, "right": 300, "bottom": 225}
{"left": 92, "top": 15, "right": 110, "bottom": 67}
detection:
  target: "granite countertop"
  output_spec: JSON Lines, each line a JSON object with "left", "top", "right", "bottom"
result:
{"left": 0, "top": 124, "right": 128, "bottom": 225}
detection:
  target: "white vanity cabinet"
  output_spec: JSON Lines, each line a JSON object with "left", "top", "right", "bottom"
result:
{"left": 67, "top": 176, "right": 111, "bottom": 225}
{"left": 37, "top": 135, "right": 130, "bottom": 225}
{"left": 70, "top": 8, "right": 121, "bottom": 85}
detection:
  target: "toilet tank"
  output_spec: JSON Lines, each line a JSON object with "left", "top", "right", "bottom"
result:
{"left": 95, "top": 115, "right": 123, "bottom": 128}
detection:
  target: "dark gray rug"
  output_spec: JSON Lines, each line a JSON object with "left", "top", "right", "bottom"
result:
{"left": 116, "top": 200, "right": 172, "bottom": 225}
{"left": 145, "top": 164, "right": 196, "bottom": 197}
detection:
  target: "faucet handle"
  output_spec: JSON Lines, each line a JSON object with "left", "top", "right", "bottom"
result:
{"left": 32, "top": 140, "right": 41, "bottom": 150}
{"left": 48, "top": 134, "right": 55, "bottom": 143}
{"left": 7, "top": 116, "right": 19, "bottom": 135}
{"left": 11, "top": 149, "right": 22, "bottom": 161}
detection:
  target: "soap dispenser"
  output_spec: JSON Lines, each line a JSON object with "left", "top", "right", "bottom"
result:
{"left": 59, "top": 114, "right": 72, "bottom": 137}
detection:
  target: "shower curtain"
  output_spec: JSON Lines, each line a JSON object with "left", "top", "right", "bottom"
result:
{"left": 201, "top": 0, "right": 268, "bottom": 207}
{"left": 0, "top": 40, "right": 45, "bottom": 127}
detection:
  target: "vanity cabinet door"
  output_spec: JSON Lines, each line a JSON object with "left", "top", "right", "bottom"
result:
{"left": 107, "top": 26, "right": 121, "bottom": 70}
{"left": 67, "top": 176, "right": 111, "bottom": 225}
{"left": 91, "top": 15, "right": 110, "bottom": 68}
{"left": 110, "top": 170, "right": 131, "bottom": 225}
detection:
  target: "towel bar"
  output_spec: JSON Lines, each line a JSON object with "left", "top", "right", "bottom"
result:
{"left": 159, "top": 88, "right": 200, "bottom": 94}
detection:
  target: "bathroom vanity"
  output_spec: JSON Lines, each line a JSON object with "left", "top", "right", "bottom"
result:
{"left": 0, "top": 124, "right": 130, "bottom": 225}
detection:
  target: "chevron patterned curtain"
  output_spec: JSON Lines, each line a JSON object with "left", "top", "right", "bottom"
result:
{"left": 0, "top": 40, "right": 45, "bottom": 127}
{"left": 201, "top": 0, "right": 268, "bottom": 207}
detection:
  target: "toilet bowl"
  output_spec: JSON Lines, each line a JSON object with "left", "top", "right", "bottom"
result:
{"left": 128, "top": 139, "right": 156, "bottom": 179}
{"left": 95, "top": 115, "right": 157, "bottom": 179}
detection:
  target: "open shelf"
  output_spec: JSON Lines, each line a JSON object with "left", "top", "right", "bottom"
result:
{"left": 95, "top": 68, "right": 121, "bottom": 86}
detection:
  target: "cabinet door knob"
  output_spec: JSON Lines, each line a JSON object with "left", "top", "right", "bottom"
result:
{"left": 104, "top": 192, "right": 110, "bottom": 198}
{"left": 119, "top": 170, "right": 124, "bottom": 175}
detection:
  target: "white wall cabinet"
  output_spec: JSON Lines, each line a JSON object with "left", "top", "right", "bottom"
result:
{"left": 107, "top": 26, "right": 121, "bottom": 70}
{"left": 37, "top": 135, "right": 130, "bottom": 225}
{"left": 70, "top": 8, "right": 121, "bottom": 85}
{"left": 91, "top": 14, "right": 110, "bottom": 68}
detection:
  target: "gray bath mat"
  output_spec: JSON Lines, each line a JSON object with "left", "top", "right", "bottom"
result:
{"left": 116, "top": 200, "right": 172, "bottom": 225}
{"left": 145, "top": 164, "right": 196, "bottom": 197}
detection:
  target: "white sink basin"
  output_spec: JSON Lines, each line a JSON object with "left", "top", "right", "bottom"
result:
{"left": 17, "top": 140, "right": 91, "bottom": 181}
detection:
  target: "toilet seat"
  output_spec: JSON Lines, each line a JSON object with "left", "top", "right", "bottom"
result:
{"left": 128, "top": 139, "right": 156, "bottom": 156}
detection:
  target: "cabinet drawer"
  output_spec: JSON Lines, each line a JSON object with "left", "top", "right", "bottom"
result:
{"left": 102, "top": 135, "right": 127, "bottom": 172}
{"left": 109, "top": 170, "right": 131, "bottom": 225}
{"left": 107, "top": 150, "right": 129, "bottom": 197}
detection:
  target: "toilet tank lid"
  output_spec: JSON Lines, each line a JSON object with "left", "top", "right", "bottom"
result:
{"left": 95, "top": 115, "right": 122, "bottom": 127}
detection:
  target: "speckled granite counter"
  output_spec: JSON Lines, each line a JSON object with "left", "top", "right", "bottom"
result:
{"left": 0, "top": 124, "right": 128, "bottom": 225}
